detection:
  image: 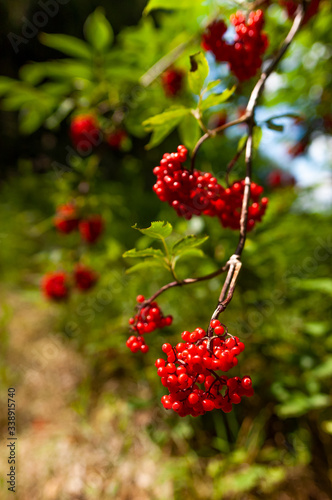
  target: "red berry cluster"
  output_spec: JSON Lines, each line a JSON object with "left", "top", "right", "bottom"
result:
{"left": 217, "top": 180, "right": 268, "bottom": 231}
{"left": 279, "top": 0, "right": 320, "bottom": 24}
{"left": 202, "top": 10, "right": 268, "bottom": 81}
{"left": 42, "top": 265, "right": 97, "bottom": 301}
{"left": 55, "top": 204, "right": 104, "bottom": 244}
{"left": 157, "top": 320, "right": 253, "bottom": 416}
{"left": 153, "top": 146, "right": 268, "bottom": 231}
{"left": 126, "top": 295, "right": 173, "bottom": 353}
{"left": 161, "top": 68, "right": 184, "bottom": 97}
{"left": 70, "top": 114, "right": 128, "bottom": 153}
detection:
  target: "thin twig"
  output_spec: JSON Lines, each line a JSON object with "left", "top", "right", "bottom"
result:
{"left": 143, "top": 263, "right": 229, "bottom": 305}
{"left": 225, "top": 138, "right": 247, "bottom": 186}
{"left": 190, "top": 117, "right": 247, "bottom": 170}
{"left": 206, "top": 3, "right": 306, "bottom": 325}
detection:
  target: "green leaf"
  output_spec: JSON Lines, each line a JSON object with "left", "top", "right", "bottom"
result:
{"left": 0, "top": 77, "right": 16, "bottom": 96}
{"left": 142, "top": 106, "right": 190, "bottom": 149}
{"left": 144, "top": 0, "right": 199, "bottom": 14}
{"left": 204, "top": 79, "right": 221, "bottom": 93}
{"left": 20, "top": 61, "right": 93, "bottom": 84}
{"left": 84, "top": 8, "right": 114, "bottom": 52}
{"left": 308, "top": 357, "right": 332, "bottom": 380}
{"left": 178, "top": 113, "right": 200, "bottom": 151}
{"left": 123, "top": 247, "right": 164, "bottom": 259}
{"left": 276, "top": 394, "right": 309, "bottom": 418}
{"left": 19, "top": 107, "right": 48, "bottom": 134}
{"left": 252, "top": 126, "right": 263, "bottom": 150}
{"left": 126, "top": 259, "right": 168, "bottom": 274}
{"left": 39, "top": 33, "right": 92, "bottom": 60}
{"left": 172, "top": 235, "right": 208, "bottom": 255}
{"left": 295, "top": 278, "right": 332, "bottom": 296}
{"left": 174, "top": 248, "right": 205, "bottom": 260}
{"left": 238, "top": 135, "right": 247, "bottom": 151}
{"left": 188, "top": 52, "right": 209, "bottom": 96}
{"left": 200, "top": 86, "right": 236, "bottom": 111}
{"left": 133, "top": 221, "right": 173, "bottom": 240}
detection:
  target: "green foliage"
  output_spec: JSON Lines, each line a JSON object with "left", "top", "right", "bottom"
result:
{"left": 142, "top": 107, "right": 191, "bottom": 149}
{"left": 84, "top": 8, "right": 114, "bottom": 51}
{"left": 188, "top": 52, "right": 209, "bottom": 96}
{"left": 0, "top": 1, "right": 332, "bottom": 498}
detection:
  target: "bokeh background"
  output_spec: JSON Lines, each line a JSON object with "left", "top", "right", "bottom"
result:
{"left": 0, "top": 0, "right": 331, "bottom": 499}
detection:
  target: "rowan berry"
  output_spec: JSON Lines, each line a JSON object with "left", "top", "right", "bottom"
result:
{"left": 279, "top": 0, "right": 320, "bottom": 24}
{"left": 73, "top": 264, "right": 98, "bottom": 291}
{"left": 41, "top": 271, "right": 70, "bottom": 301}
{"left": 79, "top": 215, "right": 104, "bottom": 244}
{"left": 161, "top": 67, "right": 184, "bottom": 97}
{"left": 107, "top": 129, "right": 128, "bottom": 150}
{"left": 70, "top": 114, "right": 101, "bottom": 153}
{"left": 202, "top": 11, "right": 268, "bottom": 81}
{"left": 54, "top": 203, "right": 80, "bottom": 234}
{"left": 153, "top": 147, "right": 268, "bottom": 230}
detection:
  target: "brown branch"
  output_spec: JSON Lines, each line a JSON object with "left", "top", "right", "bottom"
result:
{"left": 190, "top": 116, "right": 247, "bottom": 170}
{"left": 206, "top": 4, "right": 306, "bottom": 325}
{"left": 225, "top": 138, "right": 247, "bottom": 186}
{"left": 132, "top": 4, "right": 306, "bottom": 332}
{"left": 142, "top": 262, "right": 229, "bottom": 306}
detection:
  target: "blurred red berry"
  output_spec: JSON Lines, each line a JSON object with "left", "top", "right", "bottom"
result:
{"left": 161, "top": 68, "right": 184, "bottom": 97}
{"left": 70, "top": 114, "right": 101, "bottom": 153}
{"left": 79, "top": 215, "right": 104, "bottom": 244}
{"left": 74, "top": 264, "right": 98, "bottom": 291}
{"left": 107, "top": 129, "right": 128, "bottom": 150}
{"left": 54, "top": 203, "right": 80, "bottom": 234}
{"left": 267, "top": 170, "right": 296, "bottom": 188}
{"left": 208, "top": 112, "right": 227, "bottom": 130}
{"left": 279, "top": 0, "right": 321, "bottom": 24}
{"left": 42, "top": 271, "right": 70, "bottom": 301}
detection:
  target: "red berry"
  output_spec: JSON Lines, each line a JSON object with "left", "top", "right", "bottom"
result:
{"left": 70, "top": 114, "right": 101, "bottom": 153}
{"left": 161, "top": 68, "right": 184, "bottom": 97}
{"left": 279, "top": 0, "right": 320, "bottom": 25}
{"left": 41, "top": 271, "right": 70, "bottom": 301}
{"left": 73, "top": 264, "right": 98, "bottom": 291}
{"left": 107, "top": 129, "right": 127, "bottom": 150}
{"left": 241, "top": 377, "right": 252, "bottom": 389}
{"left": 136, "top": 295, "right": 145, "bottom": 303}
{"left": 79, "top": 215, "right": 104, "bottom": 244}
{"left": 54, "top": 203, "right": 80, "bottom": 234}
{"left": 162, "top": 343, "right": 172, "bottom": 353}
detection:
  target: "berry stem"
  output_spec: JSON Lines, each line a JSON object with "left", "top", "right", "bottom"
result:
{"left": 203, "top": 5, "right": 306, "bottom": 326}
{"left": 225, "top": 138, "right": 247, "bottom": 186}
{"left": 142, "top": 263, "right": 229, "bottom": 306}
{"left": 190, "top": 117, "right": 248, "bottom": 171}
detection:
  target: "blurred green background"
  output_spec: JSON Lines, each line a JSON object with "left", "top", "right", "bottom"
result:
{"left": 0, "top": 1, "right": 331, "bottom": 499}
